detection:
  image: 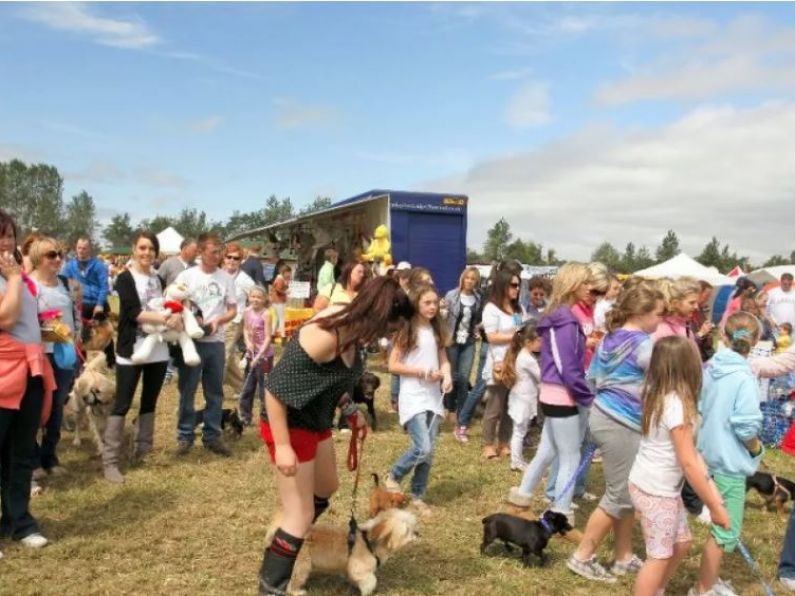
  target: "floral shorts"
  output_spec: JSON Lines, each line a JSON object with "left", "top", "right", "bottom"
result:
{"left": 629, "top": 482, "right": 692, "bottom": 559}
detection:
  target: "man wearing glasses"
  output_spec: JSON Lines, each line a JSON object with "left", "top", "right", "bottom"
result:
{"left": 221, "top": 242, "right": 255, "bottom": 397}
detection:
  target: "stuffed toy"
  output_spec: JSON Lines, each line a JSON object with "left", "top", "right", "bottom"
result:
{"left": 131, "top": 282, "right": 204, "bottom": 366}
{"left": 363, "top": 224, "right": 392, "bottom": 264}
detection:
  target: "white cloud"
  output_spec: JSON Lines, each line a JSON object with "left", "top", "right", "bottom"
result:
{"left": 422, "top": 102, "right": 795, "bottom": 263}
{"left": 505, "top": 82, "right": 551, "bottom": 128}
{"left": 490, "top": 67, "right": 534, "bottom": 81}
{"left": 20, "top": 2, "right": 159, "bottom": 49}
{"left": 273, "top": 98, "right": 340, "bottom": 130}
{"left": 134, "top": 166, "right": 189, "bottom": 189}
{"left": 66, "top": 159, "right": 124, "bottom": 183}
{"left": 598, "top": 15, "right": 795, "bottom": 105}
{"left": 189, "top": 115, "right": 224, "bottom": 134}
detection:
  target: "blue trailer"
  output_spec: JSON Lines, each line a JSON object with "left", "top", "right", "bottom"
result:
{"left": 231, "top": 189, "right": 468, "bottom": 293}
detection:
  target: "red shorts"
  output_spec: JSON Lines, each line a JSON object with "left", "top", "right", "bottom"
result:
{"left": 260, "top": 421, "right": 332, "bottom": 464}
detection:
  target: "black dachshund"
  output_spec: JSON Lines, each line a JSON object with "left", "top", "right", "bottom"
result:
{"left": 353, "top": 371, "right": 381, "bottom": 430}
{"left": 194, "top": 408, "right": 244, "bottom": 439}
{"left": 481, "top": 511, "right": 573, "bottom": 567}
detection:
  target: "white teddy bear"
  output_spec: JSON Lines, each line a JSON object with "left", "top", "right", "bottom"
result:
{"left": 131, "top": 282, "right": 204, "bottom": 367}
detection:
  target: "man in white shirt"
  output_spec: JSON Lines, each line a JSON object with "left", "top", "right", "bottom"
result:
{"left": 174, "top": 233, "right": 237, "bottom": 457}
{"left": 221, "top": 242, "right": 255, "bottom": 396}
{"left": 768, "top": 273, "right": 795, "bottom": 327}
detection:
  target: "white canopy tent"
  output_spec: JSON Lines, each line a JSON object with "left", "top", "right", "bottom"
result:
{"left": 156, "top": 226, "right": 184, "bottom": 255}
{"left": 747, "top": 265, "right": 795, "bottom": 285}
{"left": 634, "top": 253, "right": 735, "bottom": 286}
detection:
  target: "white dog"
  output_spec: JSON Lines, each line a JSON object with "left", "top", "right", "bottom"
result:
{"left": 131, "top": 282, "right": 203, "bottom": 366}
{"left": 69, "top": 353, "right": 116, "bottom": 456}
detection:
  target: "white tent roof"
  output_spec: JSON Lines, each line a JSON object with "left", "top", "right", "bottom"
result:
{"left": 634, "top": 253, "right": 735, "bottom": 286}
{"left": 747, "top": 265, "right": 795, "bottom": 285}
{"left": 156, "top": 226, "right": 184, "bottom": 255}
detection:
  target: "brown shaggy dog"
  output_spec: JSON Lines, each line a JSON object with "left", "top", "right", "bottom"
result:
{"left": 69, "top": 352, "right": 116, "bottom": 455}
{"left": 369, "top": 473, "right": 409, "bottom": 517}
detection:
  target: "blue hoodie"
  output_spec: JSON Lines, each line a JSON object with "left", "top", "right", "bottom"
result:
{"left": 63, "top": 256, "right": 109, "bottom": 307}
{"left": 697, "top": 348, "right": 763, "bottom": 478}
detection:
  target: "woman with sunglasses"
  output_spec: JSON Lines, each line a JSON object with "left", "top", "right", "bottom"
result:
{"left": 28, "top": 238, "right": 77, "bottom": 478}
{"left": 480, "top": 269, "right": 526, "bottom": 460}
{"left": 222, "top": 242, "right": 255, "bottom": 397}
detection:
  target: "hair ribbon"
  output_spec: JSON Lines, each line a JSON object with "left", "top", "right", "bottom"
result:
{"left": 731, "top": 329, "right": 752, "bottom": 341}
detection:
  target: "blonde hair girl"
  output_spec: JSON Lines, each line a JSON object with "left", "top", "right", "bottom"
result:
{"left": 650, "top": 277, "right": 702, "bottom": 353}
{"left": 503, "top": 323, "right": 542, "bottom": 471}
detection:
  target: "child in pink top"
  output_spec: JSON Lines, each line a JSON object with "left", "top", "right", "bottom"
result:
{"left": 239, "top": 286, "right": 273, "bottom": 425}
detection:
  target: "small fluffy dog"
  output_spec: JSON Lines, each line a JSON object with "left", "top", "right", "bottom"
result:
{"left": 194, "top": 408, "right": 244, "bottom": 439}
{"left": 481, "top": 511, "right": 573, "bottom": 567}
{"left": 287, "top": 508, "right": 418, "bottom": 596}
{"left": 369, "top": 473, "right": 409, "bottom": 517}
{"left": 69, "top": 352, "right": 116, "bottom": 455}
{"left": 747, "top": 471, "right": 795, "bottom": 516}
{"left": 353, "top": 371, "right": 381, "bottom": 430}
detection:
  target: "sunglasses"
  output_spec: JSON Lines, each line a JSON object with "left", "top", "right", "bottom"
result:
{"left": 509, "top": 282, "right": 521, "bottom": 289}
{"left": 44, "top": 250, "right": 64, "bottom": 260}
{"left": 225, "top": 255, "right": 242, "bottom": 261}
{"left": 590, "top": 289, "right": 606, "bottom": 297}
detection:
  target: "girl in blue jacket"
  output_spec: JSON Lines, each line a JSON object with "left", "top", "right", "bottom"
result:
{"left": 691, "top": 311, "right": 764, "bottom": 596}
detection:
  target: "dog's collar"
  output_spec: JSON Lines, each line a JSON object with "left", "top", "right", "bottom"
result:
{"left": 539, "top": 516, "right": 554, "bottom": 535}
{"left": 347, "top": 518, "right": 380, "bottom": 568}
{"left": 773, "top": 475, "right": 793, "bottom": 502}
{"left": 361, "top": 529, "right": 381, "bottom": 568}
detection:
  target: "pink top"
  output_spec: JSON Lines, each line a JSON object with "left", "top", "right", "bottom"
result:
{"left": 539, "top": 382, "right": 575, "bottom": 407}
{"left": 651, "top": 316, "right": 700, "bottom": 357}
{"left": 244, "top": 307, "right": 273, "bottom": 359}
{"left": 721, "top": 296, "right": 742, "bottom": 327}
{"left": 571, "top": 302, "right": 596, "bottom": 368}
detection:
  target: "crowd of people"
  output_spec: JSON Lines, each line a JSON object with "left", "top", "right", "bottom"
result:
{"left": 3, "top": 204, "right": 795, "bottom": 595}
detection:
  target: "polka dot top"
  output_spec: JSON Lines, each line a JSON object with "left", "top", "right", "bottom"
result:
{"left": 263, "top": 328, "right": 364, "bottom": 432}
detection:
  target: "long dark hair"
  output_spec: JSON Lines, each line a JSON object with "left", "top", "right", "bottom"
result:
{"left": 501, "top": 322, "right": 540, "bottom": 388}
{"left": 394, "top": 283, "right": 449, "bottom": 353}
{"left": 0, "top": 209, "right": 22, "bottom": 265}
{"left": 339, "top": 261, "right": 364, "bottom": 291}
{"left": 488, "top": 269, "right": 520, "bottom": 314}
{"left": 314, "top": 276, "right": 413, "bottom": 352}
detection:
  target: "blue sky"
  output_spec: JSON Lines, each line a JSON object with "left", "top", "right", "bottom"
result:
{"left": 1, "top": 2, "right": 794, "bottom": 260}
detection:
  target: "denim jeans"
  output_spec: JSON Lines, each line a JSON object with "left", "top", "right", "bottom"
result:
{"left": 390, "top": 411, "right": 442, "bottom": 500}
{"left": 177, "top": 341, "right": 225, "bottom": 445}
{"left": 239, "top": 359, "right": 268, "bottom": 424}
{"left": 36, "top": 356, "right": 75, "bottom": 469}
{"left": 458, "top": 341, "right": 488, "bottom": 428}
{"left": 445, "top": 342, "right": 476, "bottom": 414}
{"left": 780, "top": 500, "right": 795, "bottom": 579}
{"left": 390, "top": 374, "right": 400, "bottom": 404}
{"left": 518, "top": 410, "right": 586, "bottom": 514}
{"left": 545, "top": 408, "right": 591, "bottom": 499}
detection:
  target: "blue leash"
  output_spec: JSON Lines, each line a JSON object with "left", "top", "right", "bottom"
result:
{"left": 548, "top": 442, "right": 597, "bottom": 509}
{"left": 736, "top": 538, "right": 774, "bottom": 596}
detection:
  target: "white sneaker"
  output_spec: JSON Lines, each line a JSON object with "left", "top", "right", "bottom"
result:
{"left": 542, "top": 495, "right": 578, "bottom": 509}
{"left": 20, "top": 533, "right": 48, "bottom": 549}
{"left": 580, "top": 491, "right": 598, "bottom": 502}
{"left": 507, "top": 487, "right": 533, "bottom": 508}
{"left": 780, "top": 577, "right": 795, "bottom": 592}
{"left": 510, "top": 461, "right": 528, "bottom": 472}
{"left": 410, "top": 498, "right": 432, "bottom": 517}
{"left": 383, "top": 473, "right": 401, "bottom": 493}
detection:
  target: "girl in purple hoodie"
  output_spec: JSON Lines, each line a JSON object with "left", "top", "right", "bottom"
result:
{"left": 508, "top": 263, "right": 595, "bottom": 523}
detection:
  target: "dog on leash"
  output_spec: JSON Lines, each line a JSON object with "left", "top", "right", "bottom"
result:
{"left": 369, "top": 473, "right": 409, "bottom": 517}
{"left": 194, "top": 408, "right": 244, "bottom": 439}
{"left": 481, "top": 511, "right": 573, "bottom": 567}
{"left": 283, "top": 508, "right": 418, "bottom": 596}
{"left": 80, "top": 315, "right": 115, "bottom": 353}
{"left": 69, "top": 352, "right": 116, "bottom": 455}
{"left": 747, "top": 471, "right": 795, "bottom": 516}
{"left": 353, "top": 371, "right": 381, "bottom": 430}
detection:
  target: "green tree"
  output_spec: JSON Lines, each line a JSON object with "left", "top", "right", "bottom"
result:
{"left": 620, "top": 242, "right": 636, "bottom": 273}
{"left": 104, "top": 213, "right": 136, "bottom": 251}
{"left": 655, "top": 230, "right": 681, "bottom": 263}
{"left": 64, "top": 190, "right": 98, "bottom": 246}
{"left": 764, "top": 255, "right": 791, "bottom": 267}
{"left": 696, "top": 237, "right": 723, "bottom": 270}
{"left": 299, "top": 196, "right": 332, "bottom": 215}
{"left": 466, "top": 247, "right": 483, "bottom": 263}
{"left": 546, "top": 248, "right": 562, "bottom": 266}
{"left": 635, "top": 246, "right": 654, "bottom": 270}
{"left": 138, "top": 215, "right": 175, "bottom": 235}
{"left": 483, "top": 218, "right": 512, "bottom": 261}
{"left": 591, "top": 242, "right": 621, "bottom": 271}
{"left": 0, "top": 159, "right": 64, "bottom": 236}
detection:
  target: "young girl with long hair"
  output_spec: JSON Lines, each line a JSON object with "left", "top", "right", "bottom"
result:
{"left": 691, "top": 312, "right": 764, "bottom": 596}
{"left": 652, "top": 277, "right": 702, "bottom": 355}
{"left": 481, "top": 269, "right": 525, "bottom": 460}
{"left": 502, "top": 322, "right": 541, "bottom": 472}
{"left": 568, "top": 280, "right": 664, "bottom": 582}
{"left": 507, "top": 262, "right": 595, "bottom": 522}
{"left": 239, "top": 285, "right": 273, "bottom": 426}
{"left": 628, "top": 336, "right": 729, "bottom": 596}
{"left": 384, "top": 284, "right": 452, "bottom": 516}
{"left": 258, "top": 276, "right": 413, "bottom": 595}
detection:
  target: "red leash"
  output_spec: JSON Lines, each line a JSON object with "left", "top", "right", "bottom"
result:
{"left": 347, "top": 421, "right": 368, "bottom": 472}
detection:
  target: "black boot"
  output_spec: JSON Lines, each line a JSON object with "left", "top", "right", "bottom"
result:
{"left": 313, "top": 495, "right": 330, "bottom": 522}
{"left": 258, "top": 528, "right": 303, "bottom": 595}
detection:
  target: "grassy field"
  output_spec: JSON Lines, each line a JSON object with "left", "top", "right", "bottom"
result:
{"left": 1, "top": 363, "right": 791, "bottom": 595}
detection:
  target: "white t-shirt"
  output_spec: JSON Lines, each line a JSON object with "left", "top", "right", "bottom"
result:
{"left": 455, "top": 293, "right": 476, "bottom": 345}
{"left": 116, "top": 270, "right": 170, "bottom": 366}
{"left": 767, "top": 287, "right": 795, "bottom": 326}
{"left": 508, "top": 349, "right": 540, "bottom": 423}
{"left": 175, "top": 266, "right": 237, "bottom": 343}
{"left": 398, "top": 326, "right": 444, "bottom": 426}
{"left": 594, "top": 298, "right": 615, "bottom": 332}
{"left": 230, "top": 270, "right": 255, "bottom": 324}
{"left": 629, "top": 392, "right": 688, "bottom": 497}
{"left": 482, "top": 302, "right": 525, "bottom": 385}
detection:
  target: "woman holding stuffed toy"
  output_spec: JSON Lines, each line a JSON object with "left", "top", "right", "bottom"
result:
{"left": 108, "top": 231, "right": 180, "bottom": 483}
{"left": 0, "top": 209, "right": 55, "bottom": 552}
{"left": 29, "top": 236, "right": 78, "bottom": 478}
{"left": 258, "top": 276, "right": 412, "bottom": 595}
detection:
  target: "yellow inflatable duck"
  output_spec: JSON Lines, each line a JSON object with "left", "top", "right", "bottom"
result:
{"left": 363, "top": 224, "right": 392, "bottom": 263}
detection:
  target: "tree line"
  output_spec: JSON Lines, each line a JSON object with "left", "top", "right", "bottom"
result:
{"left": 0, "top": 158, "right": 330, "bottom": 252}
{"left": 470, "top": 217, "right": 795, "bottom": 272}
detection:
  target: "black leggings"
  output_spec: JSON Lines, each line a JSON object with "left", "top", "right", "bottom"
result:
{"left": 113, "top": 361, "right": 168, "bottom": 417}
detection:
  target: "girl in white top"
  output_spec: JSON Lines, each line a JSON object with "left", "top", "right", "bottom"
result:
{"left": 385, "top": 284, "right": 452, "bottom": 516}
{"left": 502, "top": 323, "right": 542, "bottom": 472}
{"left": 627, "top": 336, "right": 729, "bottom": 596}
